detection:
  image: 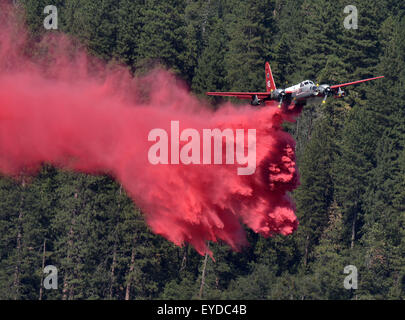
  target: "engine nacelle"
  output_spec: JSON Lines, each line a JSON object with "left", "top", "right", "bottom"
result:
{"left": 250, "top": 95, "right": 261, "bottom": 106}
{"left": 335, "top": 87, "right": 345, "bottom": 98}
{"left": 316, "top": 85, "right": 332, "bottom": 96}
{"left": 271, "top": 89, "right": 286, "bottom": 100}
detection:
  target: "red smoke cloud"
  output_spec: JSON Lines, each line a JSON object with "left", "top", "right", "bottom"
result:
{"left": 0, "top": 5, "right": 300, "bottom": 255}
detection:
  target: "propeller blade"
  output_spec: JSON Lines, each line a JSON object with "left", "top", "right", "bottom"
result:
{"left": 278, "top": 96, "right": 283, "bottom": 108}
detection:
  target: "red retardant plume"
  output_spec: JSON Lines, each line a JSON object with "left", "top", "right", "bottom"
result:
{"left": 0, "top": 5, "right": 301, "bottom": 256}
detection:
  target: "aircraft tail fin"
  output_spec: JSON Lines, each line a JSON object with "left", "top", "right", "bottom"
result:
{"left": 265, "top": 62, "right": 277, "bottom": 92}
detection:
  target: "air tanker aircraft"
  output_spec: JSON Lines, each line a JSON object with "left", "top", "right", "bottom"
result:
{"left": 206, "top": 62, "right": 384, "bottom": 109}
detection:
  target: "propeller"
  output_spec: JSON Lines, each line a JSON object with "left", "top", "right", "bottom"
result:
{"left": 278, "top": 90, "right": 286, "bottom": 108}
{"left": 323, "top": 86, "right": 331, "bottom": 103}
{"left": 251, "top": 95, "right": 261, "bottom": 106}
{"left": 315, "top": 85, "right": 332, "bottom": 103}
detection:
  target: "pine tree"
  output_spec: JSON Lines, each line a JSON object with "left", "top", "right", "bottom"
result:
{"left": 224, "top": 0, "right": 276, "bottom": 92}
{"left": 192, "top": 18, "right": 228, "bottom": 98}
{"left": 294, "top": 105, "right": 338, "bottom": 265}
{"left": 136, "top": 0, "right": 188, "bottom": 77}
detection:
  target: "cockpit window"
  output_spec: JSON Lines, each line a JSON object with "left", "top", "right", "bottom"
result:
{"left": 304, "top": 81, "right": 309, "bottom": 85}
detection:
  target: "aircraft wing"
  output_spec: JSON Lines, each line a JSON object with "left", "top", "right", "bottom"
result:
{"left": 330, "top": 76, "right": 384, "bottom": 89}
{"left": 206, "top": 92, "right": 271, "bottom": 99}
{"left": 206, "top": 91, "right": 293, "bottom": 100}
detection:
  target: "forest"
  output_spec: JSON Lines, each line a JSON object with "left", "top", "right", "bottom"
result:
{"left": 0, "top": 0, "right": 404, "bottom": 300}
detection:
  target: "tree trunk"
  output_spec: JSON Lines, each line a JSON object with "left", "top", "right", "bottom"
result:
{"left": 69, "top": 285, "right": 74, "bottom": 300}
{"left": 110, "top": 185, "right": 123, "bottom": 299}
{"left": 62, "top": 274, "right": 68, "bottom": 300}
{"left": 109, "top": 243, "right": 117, "bottom": 299}
{"left": 125, "top": 246, "right": 136, "bottom": 300}
{"left": 62, "top": 211, "right": 75, "bottom": 300}
{"left": 201, "top": 0, "right": 211, "bottom": 35}
{"left": 13, "top": 210, "right": 23, "bottom": 300}
{"left": 308, "top": 111, "right": 313, "bottom": 139}
{"left": 351, "top": 211, "right": 357, "bottom": 249}
{"left": 13, "top": 179, "right": 26, "bottom": 300}
{"left": 39, "top": 239, "right": 46, "bottom": 300}
{"left": 198, "top": 243, "right": 210, "bottom": 299}
{"left": 180, "top": 245, "right": 188, "bottom": 272}
{"left": 303, "top": 234, "right": 310, "bottom": 266}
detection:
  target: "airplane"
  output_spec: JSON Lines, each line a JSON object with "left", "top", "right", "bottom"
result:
{"left": 206, "top": 62, "right": 384, "bottom": 109}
